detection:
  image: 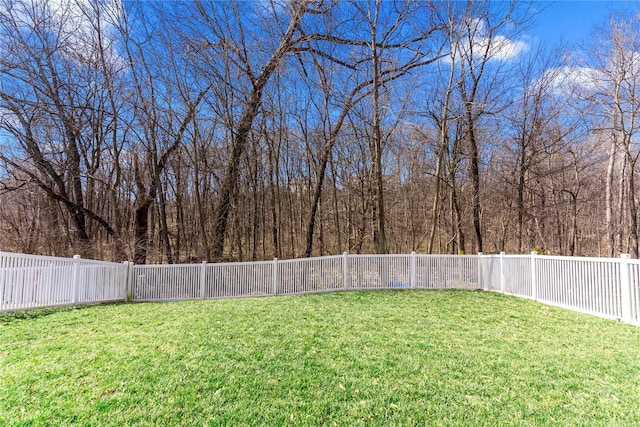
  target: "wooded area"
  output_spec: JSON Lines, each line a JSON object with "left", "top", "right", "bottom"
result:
{"left": 1, "top": 0, "right": 639, "bottom": 263}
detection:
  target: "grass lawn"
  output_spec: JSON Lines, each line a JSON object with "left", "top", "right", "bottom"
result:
{"left": 1, "top": 290, "right": 639, "bottom": 426}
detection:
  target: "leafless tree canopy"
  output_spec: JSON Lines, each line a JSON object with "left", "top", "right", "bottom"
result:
{"left": 0, "top": 0, "right": 636, "bottom": 261}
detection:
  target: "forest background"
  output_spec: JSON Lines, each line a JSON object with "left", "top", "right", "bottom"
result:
{"left": 1, "top": 0, "right": 639, "bottom": 264}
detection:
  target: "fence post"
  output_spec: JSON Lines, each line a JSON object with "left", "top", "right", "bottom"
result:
{"left": 273, "top": 258, "right": 278, "bottom": 295}
{"left": 411, "top": 251, "right": 417, "bottom": 289}
{"left": 123, "top": 261, "right": 130, "bottom": 302}
{"left": 128, "top": 262, "right": 136, "bottom": 301}
{"left": 477, "top": 252, "right": 485, "bottom": 290}
{"left": 72, "top": 255, "right": 81, "bottom": 304}
{"left": 531, "top": 251, "right": 538, "bottom": 301}
{"left": 200, "top": 261, "right": 207, "bottom": 300}
{"left": 499, "top": 251, "right": 506, "bottom": 293}
{"left": 343, "top": 252, "right": 349, "bottom": 290}
{"left": 0, "top": 252, "right": 5, "bottom": 312}
{"left": 620, "top": 254, "right": 632, "bottom": 323}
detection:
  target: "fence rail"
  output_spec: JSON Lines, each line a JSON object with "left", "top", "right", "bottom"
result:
{"left": 1, "top": 250, "right": 639, "bottom": 325}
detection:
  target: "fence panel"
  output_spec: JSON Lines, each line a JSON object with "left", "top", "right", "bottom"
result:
{"left": 132, "top": 264, "right": 201, "bottom": 300}
{"left": 535, "top": 256, "right": 621, "bottom": 320}
{"left": 501, "top": 255, "right": 532, "bottom": 297}
{"left": 133, "top": 261, "right": 279, "bottom": 301}
{"left": 415, "top": 255, "right": 479, "bottom": 289}
{"left": 626, "top": 260, "right": 640, "bottom": 324}
{"left": 1, "top": 254, "right": 71, "bottom": 311}
{"left": 77, "top": 260, "right": 127, "bottom": 304}
{"left": 278, "top": 255, "right": 343, "bottom": 295}
{"left": 348, "top": 255, "right": 412, "bottom": 289}
{"left": 0, "top": 252, "right": 126, "bottom": 312}
{"left": 479, "top": 256, "right": 500, "bottom": 291}
{"left": 205, "top": 261, "right": 274, "bottom": 298}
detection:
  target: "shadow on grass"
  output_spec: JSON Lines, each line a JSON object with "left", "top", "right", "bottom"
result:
{"left": 0, "top": 302, "right": 128, "bottom": 324}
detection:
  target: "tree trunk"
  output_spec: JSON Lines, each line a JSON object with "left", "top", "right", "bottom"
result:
{"left": 370, "top": 22, "right": 388, "bottom": 255}
{"left": 427, "top": 147, "right": 444, "bottom": 254}
{"left": 516, "top": 135, "right": 527, "bottom": 253}
{"left": 605, "top": 139, "right": 617, "bottom": 256}
{"left": 616, "top": 159, "right": 626, "bottom": 254}
{"left": 133, "top": 200, "right": 152, "bottom": 264}
{"left": 627, "top": 155, "right": 639, "bottom": 257}
{"left": 156, "top": 174, "right": 173, "bottom": 264}
{"left": 468, "top": 120, "right": 483, "bottom": 253}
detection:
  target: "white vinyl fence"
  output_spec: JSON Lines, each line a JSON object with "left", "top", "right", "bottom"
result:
{"left": 130, "top": 253, "right": 479, "bottom": 301}
{"left": 0, "top": 251, "right": 128, "bottom": 312}
{"left": 1, "top": 250, "right": 639, "bottom": 325}
{"left": 479, "top": 252, "right": 640, "bottom": 325}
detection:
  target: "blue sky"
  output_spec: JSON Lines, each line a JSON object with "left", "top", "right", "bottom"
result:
{"left": 530, "top": 1, "right": 640, "bottom": 47}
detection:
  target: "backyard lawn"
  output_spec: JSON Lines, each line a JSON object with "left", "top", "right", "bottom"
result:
{"left": 1, "top": 290, "right": 639, "bottom": 426}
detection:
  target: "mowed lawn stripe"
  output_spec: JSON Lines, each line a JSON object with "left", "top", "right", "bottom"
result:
{"left": 1, "top": 290, "right": 639, "bottom": 426}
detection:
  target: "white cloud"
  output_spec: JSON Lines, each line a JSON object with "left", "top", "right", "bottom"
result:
{"left": 541, "top": 65, "right": 605, "bottom": 98}
{"left": 488, "top": 35, "right": 529, "bottom": 60}
{"left": 445, "top": 18, "right": 530, "bottom": 63}
{"left": 1, "top": 0, "right": 123, "bottom": 64}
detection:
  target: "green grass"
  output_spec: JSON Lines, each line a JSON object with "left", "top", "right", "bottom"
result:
{"left": 1, "top": 290, "right": 639, "bottom": 426}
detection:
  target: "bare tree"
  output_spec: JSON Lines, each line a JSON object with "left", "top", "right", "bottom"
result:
{"left": 584, "top": 15, "right": 640, "bottom": 257}
{"left": 176, "top": 0, "right": 325, "bottom": 261}
{"left": 300, "top": 0, "right": 443, "bottom": 257}
{"left": 0, "top": 0, "right": 128, "bottom": 258}
{"left": 115, "top": 3, "right": 211, "bottom": 264}
{"left": 447, "top": 0, "right": 531, "bottom": 252}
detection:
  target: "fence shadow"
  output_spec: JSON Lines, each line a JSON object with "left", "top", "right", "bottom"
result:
{"left": 0, "top": 302, "right": 126, "bottom": 323}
